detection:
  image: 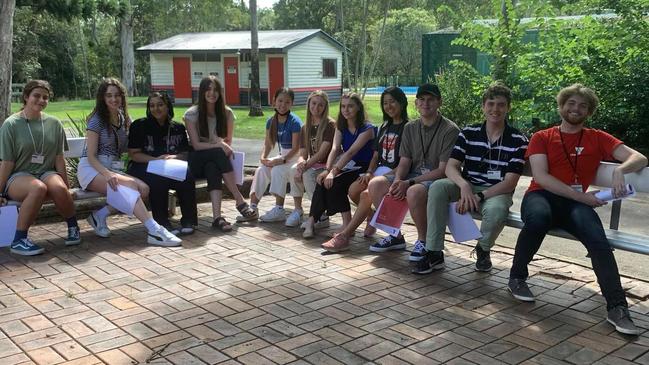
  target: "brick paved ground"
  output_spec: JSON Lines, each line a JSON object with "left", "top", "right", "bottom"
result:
{"left": 1, "top": 199, "right": 648, "bottom": 365}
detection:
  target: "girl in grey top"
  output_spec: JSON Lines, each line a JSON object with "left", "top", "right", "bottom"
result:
{"left": 77, "top": 78, "right": 181, "bottom": 247}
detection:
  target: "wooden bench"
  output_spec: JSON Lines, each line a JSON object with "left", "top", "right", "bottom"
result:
{"left": 6, "top": 137, "right": 104, "bottom": 207}
{"left": 6, "top": 137, "right": 649, "bottom": 256}
{"left": 476, "top": 162, "right": 649, "bottom": 255}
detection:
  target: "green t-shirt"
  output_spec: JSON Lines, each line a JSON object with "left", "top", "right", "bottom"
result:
{"left": 0, "top": 112, "right": 66, "bottom": 175}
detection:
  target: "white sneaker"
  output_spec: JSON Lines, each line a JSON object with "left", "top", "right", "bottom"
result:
{"left": 259, "top": 206, "right": 286, "bottom": 222}
{"left": 285, "top": 210, "right": 303, "bottom": 227}
{"left": 303, "top": 221, "right": 315, "bottom": 239}
{"left": 301, "top": 215, "right": 329, "bottom": 229}
{"left": 87, "top": 212, "right": 110, "bottom": 238}
{"left": 147, "top": 226, "right": 182, "bottom": 247}
{"left": 314, "top": 216, "right": 330, "bottom": 229}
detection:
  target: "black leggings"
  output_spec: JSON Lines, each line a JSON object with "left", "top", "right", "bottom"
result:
{"left": 189, "top": 148, "right": 233, "bottom": 191}
{"left": 127, "top": 163, "right": 198, "bottom": 228}
{"left": 309, "top": 166, "right": 367, "bottom": 220}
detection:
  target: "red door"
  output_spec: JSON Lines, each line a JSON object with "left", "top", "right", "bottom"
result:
{"left": 223, "top": 56, "right": 240, "bottom": 105}
{"left": 172, "top": 57, "right": 192, "bottom": 104}
{"left": 268, "top": 57, "right": 285, "bottom": 105}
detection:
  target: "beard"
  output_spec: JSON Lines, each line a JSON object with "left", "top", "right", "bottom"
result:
{"left": 560, "top": 110, "right": 588, "bottom": 126}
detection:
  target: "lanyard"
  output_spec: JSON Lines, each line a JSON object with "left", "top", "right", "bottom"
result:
{"left": 23, "top": 112, "right": 45, "bottom": 155}
{"left": 486, "top": 133, "right": 503, "bottom": 170}
{"left": 420, "top": 115, "right": 442, "bottom": 162}
{"left": 277, "top": 116, "right": 290, "bottom": 154}
{"left": 557, "top": 126, "right": 584, "bottom": 183}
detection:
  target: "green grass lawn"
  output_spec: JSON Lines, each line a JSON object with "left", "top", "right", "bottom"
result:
{"left": 11, "top": 95, "right": 420, "bottom": 140}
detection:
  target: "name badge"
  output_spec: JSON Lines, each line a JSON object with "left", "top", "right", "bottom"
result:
{"left": 570, "top": 184, "right": 583, "bottom": 193}
{"left": 111, "top": 160, "right": 125, "bottom": 170}
{"left": 487, "top": 170, "right": 502, "bottom": 180}
{"left": 31, "top": 154, "right": 44, "bottom": 164}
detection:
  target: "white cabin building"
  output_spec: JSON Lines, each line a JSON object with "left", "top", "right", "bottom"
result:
{"left": 137, "top": 29, "right": 344, "bottom": 106}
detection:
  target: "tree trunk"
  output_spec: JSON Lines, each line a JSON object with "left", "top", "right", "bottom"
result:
{"left": 362, "top": 0, "right": 390, "bottom": 99}
{"left": 339, "top": 0, "right": 352, "bottom": 92}
{"left": 0, "top": 0, "right": 16, "bottom": 124}
{"left": 249, "top": 0, "right": 263, "bottom": 117}
{"left": 120, "top": 3, "right": 136, "bottom": 97}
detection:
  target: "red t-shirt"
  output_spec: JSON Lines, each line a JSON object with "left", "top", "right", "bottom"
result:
{"left": 526, "top": 127, "right": 622, "bottom": 193}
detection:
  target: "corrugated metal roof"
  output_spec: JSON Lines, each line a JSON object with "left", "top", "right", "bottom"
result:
{"left": 137, "top": 29, "right": 344, "bottom": 52}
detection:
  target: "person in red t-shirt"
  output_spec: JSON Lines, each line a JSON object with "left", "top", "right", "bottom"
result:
{"left": 508, "top": 84, "right": 647, "bottom": 335}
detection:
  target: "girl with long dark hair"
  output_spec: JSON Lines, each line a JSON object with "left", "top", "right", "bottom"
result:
{"left": 127, "top": 92, "right": 198, "bottom": 235}
{"left": 184, "top": 76, "right": 257, "bottom": 232}
{"left": 78, "top": 78, "right": 182, "bottom": 246}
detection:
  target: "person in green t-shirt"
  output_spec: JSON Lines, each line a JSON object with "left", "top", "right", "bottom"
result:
{"left": 0, "top": 80, "right": 81, "bottom": 256}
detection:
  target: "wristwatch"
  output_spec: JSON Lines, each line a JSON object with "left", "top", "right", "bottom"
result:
{"left": 408, "top": 179, "right": 416, "bottom": 186}
{"left": 477, "top": 192, "right": 485, "bottom": 202}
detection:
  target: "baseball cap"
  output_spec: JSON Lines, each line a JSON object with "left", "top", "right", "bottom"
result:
{"left": 416, "top": 83, "right": 442, "bottom": 98}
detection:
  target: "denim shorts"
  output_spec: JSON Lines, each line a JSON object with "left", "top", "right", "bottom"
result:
{"left": 4, "top": 171, "right": 59, "bottom": 196}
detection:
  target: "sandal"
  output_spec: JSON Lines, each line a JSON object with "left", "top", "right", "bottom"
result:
{"left": 235, "top": 202, "right": 259, "bottom": 222}
{"left": 212, "top": 217, "right": 233, "bottom": 232}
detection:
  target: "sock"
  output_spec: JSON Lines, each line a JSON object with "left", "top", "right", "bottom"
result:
{"left": 276, "top": 205, "right": 284, "bottom": 209}
{"left": 95, "top": 206, "right": 111, "bottom": 220}
{"left": 13, "top": 230, "right": 28, "bottom": 242}
{"left": 66, "top": 216, "right": 79, "bottom": 228}
{"left": 250, "top": 203, "right": 258, "bottom": 210}
{"left": 144, "top": 218, "right": 161, "bottom": 233}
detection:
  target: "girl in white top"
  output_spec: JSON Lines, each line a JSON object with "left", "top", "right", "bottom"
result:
{"left": 78, "top": 77, "right": 181, "bottom": 246}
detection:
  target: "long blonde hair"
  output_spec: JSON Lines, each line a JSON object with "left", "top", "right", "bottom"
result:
{"left": 304, "top": 90, "right": 334, "bottom": 156}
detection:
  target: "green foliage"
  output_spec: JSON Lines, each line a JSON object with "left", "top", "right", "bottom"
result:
{"left": 448, "top": 0, "right": 649, "bottom": 151}
{"left": 435, "top": 60, "right": 490, "bottom": 127}
{"left": 368, "top": 8, "right": 437, "bottom": 84}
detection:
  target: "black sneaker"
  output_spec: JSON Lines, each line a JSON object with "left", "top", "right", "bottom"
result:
{"left": 473, "top": 244, "right": 492, "bottom": 272}
{"left": 508, "top": 278, "right": 535, "bottom": 302}
{"left": 607, "top": 305, "right": 641, "bottom": 335}
{"left": 412, "top": 250, "right": 444, "bottom": 274}
{"left": 370, "top": 234, "right": 406, "bottom": 252}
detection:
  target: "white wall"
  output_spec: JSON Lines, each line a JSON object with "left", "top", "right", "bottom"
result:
{"left": 286, "top": 35, "right": 342, "bottom": 88}
{"left": 150, "top": 54, "right": 176, "bottom": 86}
{"left": 191, "top": 61, "right": 222, "bottom": 88}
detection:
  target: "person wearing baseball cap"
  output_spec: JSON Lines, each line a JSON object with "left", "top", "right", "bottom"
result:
{"left": 367, "top": 84, "right": 460, "bottom": 260}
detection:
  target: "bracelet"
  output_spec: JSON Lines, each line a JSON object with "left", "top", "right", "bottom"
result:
{"left": 0, "top": 192, "right": 7, "bottom": 199}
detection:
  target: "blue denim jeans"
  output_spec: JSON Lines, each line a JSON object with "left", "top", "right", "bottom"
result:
{"left": 510, "top": 190, "right": 627, "bottom": 309}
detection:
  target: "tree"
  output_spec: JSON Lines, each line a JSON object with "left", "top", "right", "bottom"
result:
{"left": 249, "top": 0, "right": 263, "bottom": 117}
{"left": 369, "top": 8, "right": 437, "bottom": 85}
{"left": 120, "top": 0, "right": 136, "bottom": 96}
{"left": 0, "top": 0, "right": 16, "bottom": 123}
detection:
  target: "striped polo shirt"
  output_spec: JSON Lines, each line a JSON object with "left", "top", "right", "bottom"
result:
{"left": 450, "top": 122, "right": 528, "bottom": 187}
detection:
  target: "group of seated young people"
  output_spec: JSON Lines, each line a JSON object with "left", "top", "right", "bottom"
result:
{"left": 0, "top": 77, "right": 646, "bottom": 336}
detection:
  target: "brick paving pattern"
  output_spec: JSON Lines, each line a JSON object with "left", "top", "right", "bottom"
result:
{"left": 0, "top": 200, "right": 647, "bottom": 364}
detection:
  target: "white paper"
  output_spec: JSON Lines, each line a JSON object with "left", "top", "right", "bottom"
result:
{"left": 594, "top": 184, "right": 635, "bottom": 202}
{"left": 374, "top": 166, "right": 392, "bottom": 176}
{"left": 447, "top": 202, "right": 483, "bottom": 243}
{"left": 146, "top": 159, "right": 188, "bottom": 181}
{"left": 0, "top": 205, "right": 19, "bottom": 247}
{"left": 232, "top": 151, "right": 245, "bottom": 185}
{"left": 106, "top": 184, "right": 140, "bottom": 216}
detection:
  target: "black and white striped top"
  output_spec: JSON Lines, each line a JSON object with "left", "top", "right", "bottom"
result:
{"left": 450, "top": 122, "right": 528, "bottom": 187}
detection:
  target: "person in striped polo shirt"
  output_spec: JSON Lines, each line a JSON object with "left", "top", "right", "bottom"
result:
{"left": 414, "top": 83, "right": 528, "bottom": 274}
